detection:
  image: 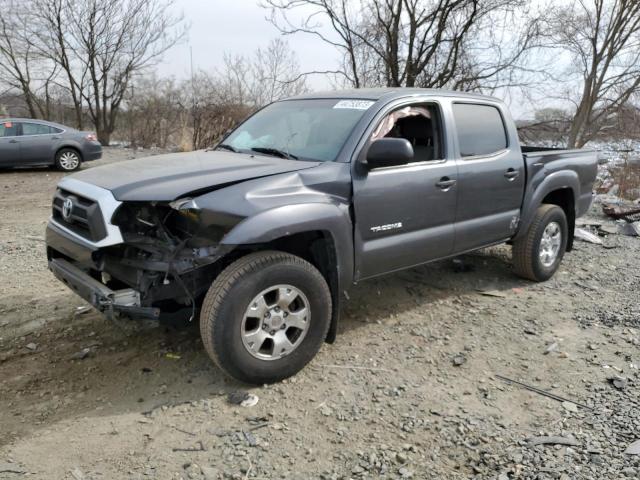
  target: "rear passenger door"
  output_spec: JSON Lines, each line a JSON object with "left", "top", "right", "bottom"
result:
{"left": 452, "top": 102, "right": 525, "bottom": 252}
{"left": 18, "top": 122, "right": 58, "bottom": 165}
{"left": 0, "top": 121, "right": 20, "bottom": 166}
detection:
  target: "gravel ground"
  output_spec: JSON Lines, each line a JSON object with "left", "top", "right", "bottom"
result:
{"left": 0, "top": 149, "right": 639, "bottom": 479}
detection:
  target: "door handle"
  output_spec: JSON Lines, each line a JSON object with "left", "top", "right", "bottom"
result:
{"left": 8, "top": 139, "right": 18, "bottom": 143}
{"left": 436, "top": 177, "right": 457, "bottom": 190}
{"left": 504, "top": 168, "right": 519, "bottom": 180}
{"left": 52, "top": 136, "right": 60, "bottom": 140}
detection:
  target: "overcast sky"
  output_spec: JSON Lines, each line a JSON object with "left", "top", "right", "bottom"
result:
{"left": 158, "top": 0, "right": 337, "bottom": 89}
{"left": 157, "top": 0, "right": 540, "bottom": 118}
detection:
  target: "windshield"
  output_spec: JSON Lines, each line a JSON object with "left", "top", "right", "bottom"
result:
{"left": 222, "top": 98, "right": 375, "bottom": 162}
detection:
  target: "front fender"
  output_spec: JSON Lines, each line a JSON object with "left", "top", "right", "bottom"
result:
{"left": 515, "top": 170, "right": 579, "bottom": 240}
{"left": 221, "top": 202, "right": 354, "bottom": 289}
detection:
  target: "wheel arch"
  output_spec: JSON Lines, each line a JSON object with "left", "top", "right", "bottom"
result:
{"left": 516, "top": 171, "right": 578, "bottom": 251}
{"left": 220, "top": 203, "right": 354, "bottom": 343}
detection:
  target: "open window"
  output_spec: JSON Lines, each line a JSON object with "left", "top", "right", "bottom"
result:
{"left": 372, "top": 104, "right": 443, "bottom": 162}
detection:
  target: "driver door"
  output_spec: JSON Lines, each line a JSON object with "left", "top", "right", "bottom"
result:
{"left": 0, "top": 121, "right": 20, "bottom": 166}
{"left": 352, "top": 103, "right": 458, "bottom": 280}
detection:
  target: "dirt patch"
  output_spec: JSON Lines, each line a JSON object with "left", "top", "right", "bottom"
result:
{"left": 1, "top": 152, "right": 639, "bottom": 479}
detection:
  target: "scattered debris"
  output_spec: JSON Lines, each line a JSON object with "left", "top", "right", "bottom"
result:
{"left": 544, "top": 342, "right": 559, "bottom": 355}
{"left": 602, "top": 203, "right": 640, "bottom": 222}
{"left": 242, "top": 430, "right": 258, "bottom": 447}
{"left": 625, "top": 440, "right": 640, "bottom": 455}
{"left": 452, "top": 354, "right": 467, "bottom": 366}
{"left": 562, "top": 401, "right": 579, "bottom": 413}
{"left": 608, "top": 375, "right": 628, "bottom": 390}
{"left": 527, "top": 436, "right": 580, "bottom": 447}
{"left": 618, "top": 222, "right": 640, "bottom": 237}
{"left": 597, "top": 224, "right": 618, "bottom": 235}
{"left": 495, "top": 374, "right": 592, "bottom": 410}
{"left": 71, "top": 347, "right": 92, "bottom": 360}
{"left": 574, "top": 228, "right": 603, "bottom": 244}
{"left": 477, "top": 289, "right": 507, "bottom": 298}
{"left": 74, "top": 305, "right": 92, "bottom": 316}
{"left": 25, "top": 342, "right": 38, "bottom": 351}
{"left": 165, "top": 353, "right": 181, "bottom": 360}
{"left": 227, "top": 392, "right": 259, "bottom": 407}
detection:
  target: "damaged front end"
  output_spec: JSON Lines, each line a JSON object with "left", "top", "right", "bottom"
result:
{"left": 47, "top": 192, "right": 240, "bottom": 321}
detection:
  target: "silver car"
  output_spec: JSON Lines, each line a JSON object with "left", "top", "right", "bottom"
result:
{"left": 0, "top": 118, "right": 102, "bottom": 171}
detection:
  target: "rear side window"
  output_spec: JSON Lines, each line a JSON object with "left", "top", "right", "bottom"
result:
{"left": 0, "top": 121, "right": 18, "bottom": 137}
{"left": 452, "top": 103, "right": 507, "bottom": 157}
{"left": 21, "top": 122, "right": 53, "bottom": 135}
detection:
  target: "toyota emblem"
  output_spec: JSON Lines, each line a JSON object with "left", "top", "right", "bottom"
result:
{"left": 62, "top": 197, "right": 74, "bottom": 221}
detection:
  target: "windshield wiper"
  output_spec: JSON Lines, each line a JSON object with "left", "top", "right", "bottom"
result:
{"left": 250, "top": 147, "right": 298, "bottom": 160}
{"left": 216, "top": 143, "right": 238, "bottom": 153}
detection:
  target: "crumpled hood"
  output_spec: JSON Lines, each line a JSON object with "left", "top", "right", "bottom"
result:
{"left": 71, "top": 150, "right": 321, "bottom": 201}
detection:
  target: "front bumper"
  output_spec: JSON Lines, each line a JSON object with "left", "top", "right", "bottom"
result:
{"left": 49, "top": 257, "right": 159, "bottom": 320}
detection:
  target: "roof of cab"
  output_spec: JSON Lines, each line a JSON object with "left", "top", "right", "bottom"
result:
{"left": 285, "top": 87, "right": 500, "bottom": 103}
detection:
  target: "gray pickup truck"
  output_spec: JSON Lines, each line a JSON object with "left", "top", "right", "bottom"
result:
{"left": 46, "top": 88, "right": 597, "bottom": 383}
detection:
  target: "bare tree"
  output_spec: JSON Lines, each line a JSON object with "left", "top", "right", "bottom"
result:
{"left": 263, "top": 0, "right": 542, "bottom": 91}
{"left": 548, "top": 0, "right": 640, "bottom": 147}
{"left": 32, "top": 0, "right": 186, "bottom": 144}
{"left": 0, "top": 1, "right": 58, "bottom": 119}
{"left": 218, "top": 38, "right": 307, "bottom": 107}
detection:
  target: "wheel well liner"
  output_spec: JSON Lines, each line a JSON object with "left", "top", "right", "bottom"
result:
{"left": 541, "top": 188, "right": 576, "bottom": 251}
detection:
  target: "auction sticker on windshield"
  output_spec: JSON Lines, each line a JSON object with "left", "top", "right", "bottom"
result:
{"left": 333, "top": 100, "right": 375, "bottom": 110}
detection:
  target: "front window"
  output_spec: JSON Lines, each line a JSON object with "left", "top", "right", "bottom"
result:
{"left": 222, "top": 99, "right": 374, "bottom": 162}
{"left": 0, "top": 121, "right": 18, "bottom": 137}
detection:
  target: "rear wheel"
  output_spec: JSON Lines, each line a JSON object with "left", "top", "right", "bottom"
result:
{"left": 513, "top": 204, "right": 568, "bottom": 281}
{"left": 200, "top": 251, "right": 332, "bottom": 384}
{"left": 55, "top": 148, "right": 81, "bottom": 171}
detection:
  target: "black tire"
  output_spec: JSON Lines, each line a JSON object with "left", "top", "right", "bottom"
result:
{"left": 55, "top": 148, "right": 82, "bottom": 171}
{"left": 513, "top": 204, "right": 568, "bottom": 282}
{"left": 200, "top": 250, "right": 332, "bottom": 384}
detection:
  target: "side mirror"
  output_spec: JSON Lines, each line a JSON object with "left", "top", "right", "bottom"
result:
{"left": 364, "top": 138, "right": 414, "bottom": 169}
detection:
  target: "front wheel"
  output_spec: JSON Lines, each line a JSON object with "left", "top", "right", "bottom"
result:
{"left": 200, "top": 251, "right": 332, "bottom": 384}
{"left": 513, "top": 204, "right": 568, "bottom": 282}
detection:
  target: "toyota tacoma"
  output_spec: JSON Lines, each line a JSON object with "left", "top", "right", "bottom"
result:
{"left": 46, "top": 89, "right": 598, "bottom": 383}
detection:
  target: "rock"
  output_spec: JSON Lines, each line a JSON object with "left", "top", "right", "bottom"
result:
{"left": 25, "top": 342, "right": 38, "bottom": 351}
{"left": 227, "top": 392, "right": 259, "bottom": 407}
{"left": 544, "top": 342, "right": 558, "bottom": 354}
{"left": 71, "top": 347, "right": 92, "bottom": 360}
{"left": 608, "top": 375, "right": 627, "bottom": 390}
{"left": 527, "top": 436, "right": 580, "bottom": 447}
{"left": 396, "top": 452, "right": 408, "bottom": 464}
{"left": 624, "top": 440, "right": 640, "bottom": 455}
{"left": 243, "top": 430, "right": 257, "bottom": 447}
{"left": 562, "top": 401, "right": 578, "bottom": 413}
{"left": 452, "top": 354, "right": 466, "bottom": 366}
{"left": 398, "top": 467, "right": 412, "bottom": 477}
